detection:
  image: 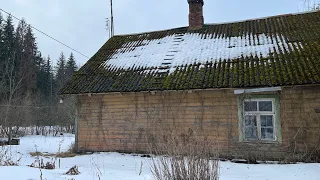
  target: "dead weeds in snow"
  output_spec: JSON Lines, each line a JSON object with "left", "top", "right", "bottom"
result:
{"left": 29, "top": 143, "right": 77, "bottom": 158}
{"left": 65, "top": 165, "right": 80, "bottom": 175}
{"left": 0, "top": 146, "right": 22, "bottom": 166}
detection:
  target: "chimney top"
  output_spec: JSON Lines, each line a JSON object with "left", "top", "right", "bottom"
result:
{"left": 188, "top": 0, "right": 204, "bottom": 5}
{"left": 187, "top": 0, "right": 204, "bottom": 30}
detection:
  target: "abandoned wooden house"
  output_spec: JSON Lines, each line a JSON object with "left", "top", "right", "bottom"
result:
{"left": 60, "top": 0, "right": 320, "bottom": 160}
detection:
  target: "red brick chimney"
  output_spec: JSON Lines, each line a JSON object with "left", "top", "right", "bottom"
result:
{"left": 188, "top": 0, "right": 204, "bottom": 30}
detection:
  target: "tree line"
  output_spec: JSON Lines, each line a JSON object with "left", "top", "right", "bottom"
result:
{"left": 303, "top": 0, "right": 320, "bottom": 10}
{"left": 0, "top": 13, "right": 77, "bottom": 140}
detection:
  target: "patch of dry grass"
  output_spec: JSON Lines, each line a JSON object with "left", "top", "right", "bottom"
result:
{"left": 29, "top": 152, "right": 45, "bottom": 157}
{"left": 55, "top": 152, "right": 77, "bottom": 158}
{"left": 29, "top": 143, "right": 77, "bottom": 158}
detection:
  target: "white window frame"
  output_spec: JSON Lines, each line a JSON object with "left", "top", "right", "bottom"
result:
{"left": 243, "top": 98, "right": 277, "bottom": 142}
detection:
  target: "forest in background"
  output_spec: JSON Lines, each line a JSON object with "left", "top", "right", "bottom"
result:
{"left": 0, "top": 13, "right": 77, "bottom": 140}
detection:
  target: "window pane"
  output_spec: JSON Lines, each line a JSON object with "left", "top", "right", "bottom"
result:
{"left": 245, "top": 116, "right": 257, "bottom": 126}
{"left": 244, "top": 101, "right": 257, "bottom": 112}
{"left": 261, "top": 118, "right": 266, "bottom": 127}
{"left": 261, "top": 127, "right": 274, "bottom": 140}
{"left": 261, "top": 115, "right": 273, "bottom": 127}
{"left": 245, "top": 127, "right": 258, "bottom": 139}
{"left": 244, "top": 115, "right": 257, "bottom": 140}
{"left": 259, "top": 101, "right": 273, "bottom": 112}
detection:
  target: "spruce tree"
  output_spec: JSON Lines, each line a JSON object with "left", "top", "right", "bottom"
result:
{"left": 0, "top": 12, "right": 4, "bottom": 79}
{"left": 0, "top": 12, "right": 3, "bottom": 55}
{"left": 45, "top": 56, "right": 53, "bottom": 102}
{"left": 0, "top": 13, "right": 76, "bottom": 129}
{"left": 56, "top": 52, "right": 67, "bottom": 93}
{"left": 2, "top": 15, "right": 16, "bottom": 74}
{"left": 36, "top": 55, "right": 53, "bottom": 101}
{"left": 18, "top": 24, "right": 38, "bottom": 96}
{"left": 1, "top": 15, "right": 16, "bottom": 99}
{"left": 14, "top": 19, "right": 27, "bottom": 87}
{"left": 0, "top": 12, "right": 3, "bottom": 39}
{"left": 36, "top": 53, "right": 47, "bottom": 99}
{"left": 0, "top": 12, "right": 4, "bottom": 98}
{"left": 66, "top": 52, "right": 77, "bottom": 81}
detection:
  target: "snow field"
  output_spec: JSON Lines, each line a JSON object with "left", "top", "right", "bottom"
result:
{"left": 0, "top": 135, "right": 319, "bottom": 180}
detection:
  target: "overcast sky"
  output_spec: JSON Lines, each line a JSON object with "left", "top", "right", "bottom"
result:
{"left": 1, "top": 0, "right": 309, "bottom": 67}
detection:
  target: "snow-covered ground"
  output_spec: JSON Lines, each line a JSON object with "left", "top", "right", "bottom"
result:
{"left": 0, "top": 135, "right": 319, "bottom": 180}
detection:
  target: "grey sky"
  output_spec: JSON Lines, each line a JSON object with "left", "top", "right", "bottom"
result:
{"left": 1, "top": 0, "right": 308, "bottom": 67}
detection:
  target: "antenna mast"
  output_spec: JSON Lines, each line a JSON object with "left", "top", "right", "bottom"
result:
{"left": 110, "top": 0, "right": 114, "bottom": 37}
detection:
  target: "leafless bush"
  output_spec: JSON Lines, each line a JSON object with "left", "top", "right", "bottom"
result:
{"left": 0, "top": 146, "right": 22, "bottom": 166}
{"left": 65, "top": 166, "right": 80, "bottom": 175}
{"left": 0, "top": 126, "right": 74, "bottom": 138}
{"left": 29, "top": 158, "right": 56, "bottom": 170}
{"left": 148, "top": 128, "right": 219, "bottom": 180}
{"left": 56, "top": 143, "right": 77, "bottom": 158}
{"left": 283, "top": 139, "right": 320, "bottom": 163}
{"left": 28, "top": 157, "right": 55, "bottom": 180}
{"left": 67, "top": 142, "right": 75, "bottom": 153}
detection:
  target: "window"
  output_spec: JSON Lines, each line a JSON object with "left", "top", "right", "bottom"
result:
{"left": 238, "top": 96, "right": 281, "bottom": 143}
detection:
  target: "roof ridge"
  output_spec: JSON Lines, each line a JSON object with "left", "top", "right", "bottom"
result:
{"left": 206, "top": 10, "right": 319, "bottom": 26}
{"left": 113, "top": 10, "right": 319, "bottom": 38}
{"left": 113, "top": 26, "right": 188, "bottom": 37}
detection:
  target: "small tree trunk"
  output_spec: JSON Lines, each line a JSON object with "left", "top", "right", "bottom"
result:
{"left": 8, "top": 129, "right": 12, "bottom": 144}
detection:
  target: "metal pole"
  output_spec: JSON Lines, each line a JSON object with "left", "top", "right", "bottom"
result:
{"left": 110, "top": 0, "right": 114, "bottom": 37}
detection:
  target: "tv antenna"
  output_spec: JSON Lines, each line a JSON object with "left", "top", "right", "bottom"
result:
{"left": 110, "top": 0, "right": 114, "bottom": 37}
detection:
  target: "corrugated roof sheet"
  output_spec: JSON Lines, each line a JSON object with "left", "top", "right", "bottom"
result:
{"left": 61, "top": 11, "right": 320, "bottom": 94}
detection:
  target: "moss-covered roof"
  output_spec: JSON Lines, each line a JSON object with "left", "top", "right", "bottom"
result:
{"left": 61, "top": 11, "right": 320, "bottom": 94}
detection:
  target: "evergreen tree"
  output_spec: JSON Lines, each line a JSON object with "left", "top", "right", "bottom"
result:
{"left": 37, "top": 55, "right": 53, "bottom": 101}
{"left": 65, "top": 52, "right": 77, "bottom": 80}
{"left": 0, "top": 13, "right": 77, "bottom": 129}
{"left": 55, "top": 52, "right": 66, "bottom": 93}
{"left": 14, "top": 19, "right": 28, "bottom": 88}
{"left": 0, "top": 12, "right": 4, "bottom": 98}
{"left": 1, "top": 15, "right": 17, "bottom": 99}
{"left": 2, "top": 15, "right": 15, "bottom": 60}
{"left": 45, "top": 56, "right": 54, "bottom": 102}
{"left": 0, "top": 12, "right": 3, "bottom": 54}
{"left": 15, "top": 19, "right": 28, "bottom": 55}
{"left": 2, "top": 15, "right": 16, "bottom": 74}
{"left": 0, "top": 12, "right": 4, "bottom": 78}
{"left": 0, "top": 12, "right": 3, "bottom": 38}
{"left": 36, "top": 53, "right": 47, "bottom": 98}
{"left": 20, "top": 25, "right": 38, "bottom": 95}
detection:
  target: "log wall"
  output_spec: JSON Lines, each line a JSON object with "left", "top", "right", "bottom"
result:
{"left": 76, "top": 85, "right": 320, "bottom": 160}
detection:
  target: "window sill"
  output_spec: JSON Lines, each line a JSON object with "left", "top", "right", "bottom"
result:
{"left": 240, "top": 140, "right": 280, "bottom": 144}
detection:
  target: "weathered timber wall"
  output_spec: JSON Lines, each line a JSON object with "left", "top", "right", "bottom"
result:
{"left": 76, "top": 85, "right": 320, "bottom": 160}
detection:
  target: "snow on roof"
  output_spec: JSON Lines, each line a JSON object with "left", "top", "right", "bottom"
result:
{"left": 103, "top": 33, "right": 298, "bottom": 74}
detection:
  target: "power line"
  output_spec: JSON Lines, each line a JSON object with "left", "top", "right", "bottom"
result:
{"left": 0, "top": 8, "right": 90, "bottom": 59}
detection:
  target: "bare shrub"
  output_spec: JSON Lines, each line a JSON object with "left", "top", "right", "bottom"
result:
{"left": 29, "top": 158, "right": 56, "bottom": 170}
{"left": 148, "top": 128, "right": 219, "bottom": 180}
{"left": 68, "top": 142, "right": 75, "bottom": 153}
{"left": 283, "top": 139, "right": 320, "bottom": 163}
{"left": 0, "top": 146, "right": 22, "bottom": 166}
{"left": 65, "top": 166, "right": 80, "bottom": 175}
